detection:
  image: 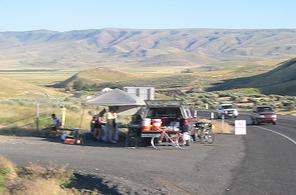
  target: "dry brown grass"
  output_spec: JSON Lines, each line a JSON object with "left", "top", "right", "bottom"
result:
{"left": 198, "top": 118, "right": 234, "bottom": 134}
{"left": 212, "top": 121, "right": 234, "bottom": 134}
{"left": 19, "top": 163, "right": 72, "bottom": 181}
{"left": 278, "top": 110, "right": 296, "bottom": 116}
{"left": 0, "top": 77, "right": 65, "bottom": 98}
{"left": 0, "top": 156, "right": 17, "bottom": 194}
{"left": 17, "top": 179, "right": 72, "bottom": 195}
{"left": 0, "top": 156, "right": 17, "bottom": 180}
{"left": 0, "top": 70, "right": 76, "bottom": 86}
{"left": 0, "top": 155, "right": 79, "bottom": 195}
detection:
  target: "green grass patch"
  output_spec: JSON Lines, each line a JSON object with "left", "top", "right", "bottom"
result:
{"left": 226, "top": 88, "right": 262, "bottom": 95}
{"left": 0, "top": 169, "right": 8, "bottom": 193}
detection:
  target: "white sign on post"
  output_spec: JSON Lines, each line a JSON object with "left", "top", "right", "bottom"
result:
{"left": 210, "top": 112, "right": 215, "bottom": 120}
{"left": 235, "top": 120, "right": 247, "bottom": 135}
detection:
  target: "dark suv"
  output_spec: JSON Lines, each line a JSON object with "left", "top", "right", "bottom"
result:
{"left": 141, "top": 100, "right": 196, "bottom": 138}
{"left": 251, "top": 105, "right": 277, "bottom": 125}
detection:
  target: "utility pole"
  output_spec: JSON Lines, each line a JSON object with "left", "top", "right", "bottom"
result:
{"left": 221, "top": 114, "right": 225, "bottom": 133}
{"left": 61, "top": 105, "right": 66, "bottom": 128}
{"left": 79, "top": 103, "right": 85, "bottom": 129}
{"left": 36, "top": 100, "right": 40, "bottom": 131}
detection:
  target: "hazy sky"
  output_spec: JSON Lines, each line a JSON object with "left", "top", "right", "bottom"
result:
{"left": 1, "top": 0, "right": 296, "bottom": 31}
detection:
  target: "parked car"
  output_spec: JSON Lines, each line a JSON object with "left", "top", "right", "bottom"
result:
{"left": 141, "top": 100, "right": 197, "bottom": 145}
{"left": 217, "top": 104, "right": 239, "bottom": 118}
{"left": 251, "top": 105, "right": 277, "bottom": 125}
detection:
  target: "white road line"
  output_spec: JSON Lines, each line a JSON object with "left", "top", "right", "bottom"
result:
{"left": 255, "top": 126, "right": 296, "bottom": 145}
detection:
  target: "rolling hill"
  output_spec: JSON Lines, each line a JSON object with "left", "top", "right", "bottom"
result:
{"left": 56, "top": 67, "right": 136, "bottom": 88}
{"left": 56, "top": 67, "right": 198, "bottom": 91}
{"left": 0, "top": 28, "right": 296, "bottom": 69}
{"left": 208, "top": 58, "right": 296, "bottom": 95}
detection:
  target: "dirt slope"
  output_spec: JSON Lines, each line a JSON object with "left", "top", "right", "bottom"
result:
{"left": 209, "top": 58, "right": 296, "bottom": 95}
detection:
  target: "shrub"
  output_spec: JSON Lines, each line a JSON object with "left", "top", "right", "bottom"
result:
{"left": 282, "top": 102, "right": 296, "bottom": 111}
{"left": 200, "top": 98, "right": 209, "bottom": 104}
{"left": 282, "top": 101, "right": 294, "bottom": 107}
{"left": 181, "top": 69, "right": 193, "bottom": 73}
{"left": 230, "top": 95, "right": 240, "bottom": 101}
{"left": 287, "top": 105, "right": 295, "bottom": 111}
{"left": 72, "top": 80, "right": 84, "bottom": 91}
{"left": 217, "top": 92, "right": 230, "bottom": 97}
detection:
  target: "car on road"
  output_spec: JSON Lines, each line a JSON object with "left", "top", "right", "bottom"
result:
{"left": 217, "top": 103, "right": 239, "bottom": 118}
{"left": 251, "top": 105, "right": 277, "bottom": 125}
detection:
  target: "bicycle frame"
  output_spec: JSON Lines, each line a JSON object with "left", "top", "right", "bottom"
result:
{"left": 150, "top": 130, "right": 184, "bottom": 149}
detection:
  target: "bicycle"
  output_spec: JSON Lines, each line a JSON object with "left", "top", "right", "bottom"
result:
{"left": 194, "top": 122, "right": 215, "bottom": 144}
{"left": 150, "top": 129, "right": 186, "bottom": 149}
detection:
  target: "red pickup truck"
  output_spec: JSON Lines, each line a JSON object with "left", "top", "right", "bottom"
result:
{"left": 141, "top": 100, "right": 197, "bottom": 142}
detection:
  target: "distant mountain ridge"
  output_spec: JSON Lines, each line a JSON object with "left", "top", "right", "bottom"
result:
{"left": 209, "top": 58, "right": 296, "bottom": 95}
{"left": 0, "top": 28, "right": 296, "bottom": 69}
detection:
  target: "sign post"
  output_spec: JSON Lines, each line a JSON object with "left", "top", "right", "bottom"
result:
{"left": 36, "top": 101, "right": 40, "bottom": 131}
{"left": 221, "top": 114, "right": 225, "bottom": 132}
{"left": 61, "top": 106, "right": 66, "bottom": 128}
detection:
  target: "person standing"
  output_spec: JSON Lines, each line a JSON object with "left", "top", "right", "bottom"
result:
{"left": 90, "top": 115, "right": 97, "bottom": 134}
{"left": 106, "top": 107, "right": 118, "bottom": 143}
{"left": 96, "top": 109, "right": 107, "bottom": 141}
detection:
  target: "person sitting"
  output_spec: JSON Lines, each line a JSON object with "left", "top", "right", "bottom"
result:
{"left": 130, "top": 114, "right": 142, "bottom": 132}
{"left": 126, "top": 113, "right": 143, "bottom": 147}
{"left": 51, "top": 113, "right": 62, "bottom": 131}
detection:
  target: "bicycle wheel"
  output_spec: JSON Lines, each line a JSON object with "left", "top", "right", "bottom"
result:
{"left": 194, "top": 129, "right": 203, "bottom": 143}
{"left": 170, "top": 134, "right": 183, "bottom": 149}
{"left": 151, "top": 135, "right": 159, "bottom": 149}
{"left": 204, "top": 130, "right": 215, "bottom": 144}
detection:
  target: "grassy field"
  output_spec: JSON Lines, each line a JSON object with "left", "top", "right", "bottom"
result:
{"left": 0, "top": 70, "right": 77, "bottom": 86}
{"left": 0, "top": 58, "right": 295, "bottom": 134}
{"left": 0, "top": 72, "right": 93, "bottom": 133}
{"left": 0, "top": 77, "right": 66, "bottom": 98}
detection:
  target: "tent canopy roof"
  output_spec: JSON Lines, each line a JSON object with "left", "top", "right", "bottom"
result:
{"left": 86, "top": 89, "right": 145, "bottom": 106}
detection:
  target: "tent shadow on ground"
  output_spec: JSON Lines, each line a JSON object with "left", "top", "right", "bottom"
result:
{"left": 0, "top": 127, "right": 42, "bottom": 137}
{"left": 42, "top": 135, "right": 123, "bottom": 148}
{"left": 68, "top": 173, "right": 121, "bottom": 195}
{"left": 0, "top": 127, "right": 146, "bottom": 149}
{"left": 42, "top": 132, "right": 146, "bottom": 148}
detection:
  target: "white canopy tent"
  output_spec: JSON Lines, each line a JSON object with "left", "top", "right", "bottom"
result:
{"left": 86, "top": 89, "right": 145, "bottom": 115}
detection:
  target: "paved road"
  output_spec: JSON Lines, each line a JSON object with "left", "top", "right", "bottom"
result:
{"left": 226, "top": 114, "right": 296, "bottom": 195}
{"left": 199, "top": 111, "right": 296, "bottom": 195}
{"left": 0, "top": 112, "right": 295, "bottom": 194}
{"left": 0, "top": 134, "right": 244, "bottom": 194}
